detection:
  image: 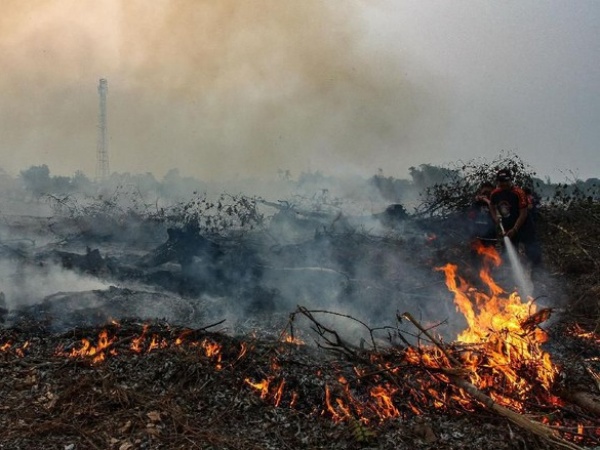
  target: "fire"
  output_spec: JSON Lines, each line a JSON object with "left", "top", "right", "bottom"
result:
{"left": 15, "top": 341, "right": 29, "bottom": 358}
{"left": 130, "top": 324, "right": 149, "bottom": 353}
{"left": 567, "top": 323, "right": 600, "bottom": 345}
{"left": 369, "top": 385, "right": 399, "bottom": 419}
{"left": 2, "top": 308, "right": 596, "bottom": 445}
{"left": 236, "top": 243, "right": 564, "bottom": 425}
{"left": 273, "top": 379, "right": 286, "bottom": 407}
{"left": 200, "top": 339, "right": 222, "bottom": 369}
{"left": 2, "top": 252, "right": 587, "bottom": 445}
{"left": 282, "top": 333, "right": 305, "bottom": 345}
{"left": 61, "top": 330, "right": 117, "bottom": 364}
{"left": 148, "top": 334, "right": 168, "bottom": 352}
{"left": 236, "top": 342, "right": 248, "bottom": 361}
{"left": 436, "top": 244, "right": 559, "bottom": 410}
{"left": 201, "top": 339, "right": 221, "bottom": 358}
{"left": 1, "top": 340, "right": 30, "bottom": 357}
{"left": 244, "top": 376, "right": 296, "bottom": 409}
{"left": 159, "top": 336, "right": 226, "bottom": 368}
{"left": 244, "top": 377, "right": 271, "bottom": 399}
{"left": 324, "top": 383, "right": 350, "bottom": 421}
{"left": 129, "top": 326, "right": 169, "bottom": 354}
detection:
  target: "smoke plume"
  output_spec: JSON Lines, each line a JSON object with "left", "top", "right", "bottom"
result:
{"left": 0, "top": 0, "right": 443, "bottom": 180}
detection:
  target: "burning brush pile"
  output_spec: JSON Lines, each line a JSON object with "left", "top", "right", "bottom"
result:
{"left": 1, "top": 243, "right": 599, "bottom": 450}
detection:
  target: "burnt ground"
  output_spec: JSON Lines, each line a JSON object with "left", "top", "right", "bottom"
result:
{"left": 0, "top": 201, "right": 599, "bottom": 449}
{"left": 1, "top": 318, "right": 598, "bottom": 450}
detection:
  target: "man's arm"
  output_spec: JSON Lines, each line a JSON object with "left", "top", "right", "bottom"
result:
{"left": 507, "top": 206, "right": 528, "bottom": 238}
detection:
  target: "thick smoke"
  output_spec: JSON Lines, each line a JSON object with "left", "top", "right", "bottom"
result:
{"left": 0, "top": 259, "right": 109, "bottom": 310}
{"left": 0, "top": 1, "right": 464, "bottom": 342}
{"left": 0, "top": 0, "right": 443, "bottom": 180}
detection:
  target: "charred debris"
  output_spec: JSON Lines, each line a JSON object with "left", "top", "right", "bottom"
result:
{"left": 1, "top": 178, "right": 599, "bottom": 449}
{"left": 5, "top": 193, "right": 429, "bottom": 328}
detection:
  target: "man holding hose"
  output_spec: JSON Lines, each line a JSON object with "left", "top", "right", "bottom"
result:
{"left": 489, "top": 169, "right": 542, "bottom": 268}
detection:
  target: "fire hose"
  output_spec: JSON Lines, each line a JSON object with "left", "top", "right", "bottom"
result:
{"left": 497, "top": 215, "right": 507, "bottom": 236}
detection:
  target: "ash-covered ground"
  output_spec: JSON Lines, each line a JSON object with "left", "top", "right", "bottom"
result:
{"left": 1, "top": 178, "right": 598, "bottom": 450}
{"left": 0, "top": 184, "right": 464, "bottom": 341}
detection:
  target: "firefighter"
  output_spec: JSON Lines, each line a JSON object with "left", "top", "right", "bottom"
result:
{"left": 489, "top": 169, "right": 542, "bottom": 268}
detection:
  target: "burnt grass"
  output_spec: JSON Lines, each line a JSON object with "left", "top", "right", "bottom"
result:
{"left": 0, "top": 199, "right": 599, "bottom": 449}
{"left": 1, "top": 320, "right": 598, "bottom": 450}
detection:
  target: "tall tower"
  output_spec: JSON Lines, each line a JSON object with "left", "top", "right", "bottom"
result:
{"left": 96, "top": 78, "right": 109, "bottom": 181}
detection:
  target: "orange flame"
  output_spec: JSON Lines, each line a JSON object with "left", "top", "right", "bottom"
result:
{"left": 244, "top": 377, "right": 271, "bottom": 399}
{"left": 65, "top": 330, "right": 116, "bottom": 364}
{"left": 15, "top": 341, "right": 29, "bottom": 358}
{"left": 201, "top": 339, "right": 222, "bottom": 369}
{"left": 370, "top": 385, "right": 399, "bottom": 419}
{"left": 436, "top": 245, "right": 559, "bottom": 410}
{"left": 130, "top": 325, "right": 149, "bottom": 353}
{"left": 282, "top": 333, "right": 305, "bottom": 345}
{"left": 567, "top": 324, "right": 600, "bottom": 345}
{"left": 273, "top": 379, "right": 286, "bottom": 407}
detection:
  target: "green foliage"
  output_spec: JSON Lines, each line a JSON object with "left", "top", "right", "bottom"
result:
{"left": 348, "top": 418, "right": 376, "bottom": 444}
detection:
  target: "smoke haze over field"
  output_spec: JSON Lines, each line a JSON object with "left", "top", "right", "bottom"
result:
{"left": 1, "top": 1, "right": 599, "bottom": 181}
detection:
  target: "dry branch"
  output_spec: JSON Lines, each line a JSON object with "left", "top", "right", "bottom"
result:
{"left": 447, "top": 374, "right": 584, "bottom": 450}
{"left": 558, "top": 390, "right": 600, "bottom": 418}
{"left": 402, "top": 313, "right": 586, "bottom": 450}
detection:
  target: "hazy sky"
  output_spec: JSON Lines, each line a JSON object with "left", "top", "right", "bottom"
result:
{"left": 1, "top": 1, "right": 598, "bottom": 181}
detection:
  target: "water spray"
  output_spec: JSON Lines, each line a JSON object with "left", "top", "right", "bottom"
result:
{"left": 497, "top": 216, "right": 532, "bottom": 299}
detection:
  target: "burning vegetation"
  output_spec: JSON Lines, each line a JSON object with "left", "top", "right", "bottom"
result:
{"left": 0, "top": 156, "right": 599, "bottom": 449}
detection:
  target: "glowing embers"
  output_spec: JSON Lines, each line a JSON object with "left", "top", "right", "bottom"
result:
{"left": 54, "top": 325, "right": 231, "bottom": 369}
{"left": 566, "top": 323, "right": 600, "bottom": 346}
{"left": 281, "top": 332, "right": 305, "bottom": 346}
{"left": 324, "top": 377, "right": 401, "bottom": 422}
{"left": 0, "top": 340, "right": 30, "bottom": 357}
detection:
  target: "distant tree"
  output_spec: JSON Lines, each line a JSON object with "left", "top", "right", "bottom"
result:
{"left": 52, "top": 176, "right": 72, "bottom": 194}
{"left": 71, "top": 171, "right": 94, "bottom": 195}
{"left": 409, "top": 164, "right": 458, "bottom": 191}
{"left": 20, "top": 165, "right": 52, "bottom": 197}
{"left": 369, "top": 173, "right": 412, "bottom": 203}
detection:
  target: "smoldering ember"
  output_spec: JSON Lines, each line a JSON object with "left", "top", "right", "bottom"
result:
{"left": 0, "top": 157, "right": 599, "bottom": 450}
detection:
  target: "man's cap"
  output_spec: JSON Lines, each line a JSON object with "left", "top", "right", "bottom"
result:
{"left": 496, "top": 169, "right": 512, "bottom": 182}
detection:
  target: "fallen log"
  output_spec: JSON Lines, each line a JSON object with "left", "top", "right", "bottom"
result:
{"left": 558, "top": 390, "right": 600, "bottom": 418}
{"left": 446, "top": 373, "right": 584, "bottom": 450}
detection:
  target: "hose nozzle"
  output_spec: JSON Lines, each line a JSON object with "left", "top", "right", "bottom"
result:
{"left": 497, "top": 216, "right": 506, "bottom": 235}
